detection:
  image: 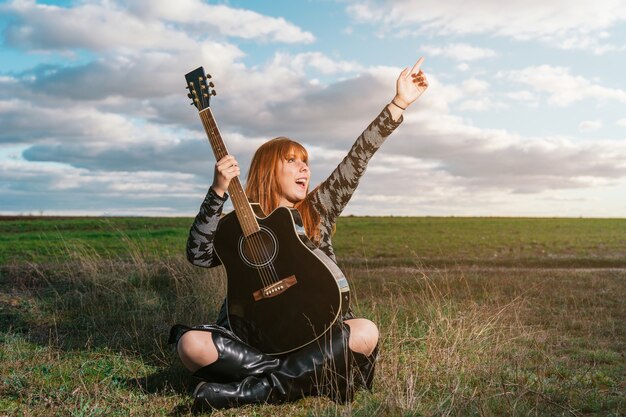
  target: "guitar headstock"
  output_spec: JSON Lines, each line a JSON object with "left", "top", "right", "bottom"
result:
{"left": 185, "top": 66, "right": 216, "bottom": 111}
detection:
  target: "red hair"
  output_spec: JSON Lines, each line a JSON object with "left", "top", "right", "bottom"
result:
{"left": 245, "top": 137, "right": 321, "bottom": 243}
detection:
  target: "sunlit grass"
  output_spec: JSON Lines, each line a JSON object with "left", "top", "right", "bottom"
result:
{"left": 2, "top": 216, "right": 626, "bottom": 267}
{"left": 1, "top": 217, "right": 624, "bottom": 415}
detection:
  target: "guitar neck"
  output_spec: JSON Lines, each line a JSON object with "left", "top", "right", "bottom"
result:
{"left": 198, "top": 108, "right": 260, "bottom": 237}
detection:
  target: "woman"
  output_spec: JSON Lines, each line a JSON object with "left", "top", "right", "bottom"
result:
{"left": 170, "top": 58, "right": 428, "bottom": 410}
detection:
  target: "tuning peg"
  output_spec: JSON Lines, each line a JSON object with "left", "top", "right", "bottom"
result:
{"left": 211, "top": 90, "right": 217, "bottom": 96}
{"left": 207, "top": 74, "right": 212, "bottom": 79}
{"left": 187, "top": 93, "right": 193, "bottom": 99}
{"left": 209, "top": 82, "right": 214, "bottom": 88}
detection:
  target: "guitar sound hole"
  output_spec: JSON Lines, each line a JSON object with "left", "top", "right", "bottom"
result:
{"left": 238, "top": 227, "right": 278, "bottom": 268}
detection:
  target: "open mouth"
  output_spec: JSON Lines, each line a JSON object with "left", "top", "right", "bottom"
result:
{"left": 295, "top": 178, "right": 307, "bottom": 189}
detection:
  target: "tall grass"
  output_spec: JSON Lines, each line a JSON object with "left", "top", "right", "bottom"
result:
{"left": 1, "top": 236, "right": 624, "bottom": 416}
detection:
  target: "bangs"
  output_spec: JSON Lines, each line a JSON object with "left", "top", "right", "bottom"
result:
{"left": 280, "top": 141, "right": 308, "bottom": 164}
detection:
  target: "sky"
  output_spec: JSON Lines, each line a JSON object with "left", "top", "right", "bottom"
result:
{"left": 1, "top": 0, "right": 626, "bottom": 217}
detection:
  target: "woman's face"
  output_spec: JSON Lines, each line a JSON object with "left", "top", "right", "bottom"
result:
{"left": 277, "top": 154, "right": 310, "bottom": 207}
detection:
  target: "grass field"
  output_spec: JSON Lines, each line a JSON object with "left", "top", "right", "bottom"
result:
{"left": 1, "top": 216, "right": 624, "bottom": 416}
{"left": 2, "top": 216, "right": 626, "bottom": 267}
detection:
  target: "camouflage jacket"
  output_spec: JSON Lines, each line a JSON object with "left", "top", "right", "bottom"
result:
{"left": 186, "top": 106, "right": 403, "bottom": 267}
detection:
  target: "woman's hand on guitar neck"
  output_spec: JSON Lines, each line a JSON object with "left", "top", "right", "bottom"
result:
{"left": 388, "top": 57, "right": 429, "bottom": 121}
{"left": 212, "top": 155, "right": 240, "bottom": 197}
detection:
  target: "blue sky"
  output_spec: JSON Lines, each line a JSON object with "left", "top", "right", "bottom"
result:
{"left": 1, "top": 0, "right": 626, "bottom": 217}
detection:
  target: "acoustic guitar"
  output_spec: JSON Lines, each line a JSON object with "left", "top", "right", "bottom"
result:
{"left": 185, "top": 67, "right": 350, "bottom": 355}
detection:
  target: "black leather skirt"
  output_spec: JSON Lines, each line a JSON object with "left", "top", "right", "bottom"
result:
{"left": 168, "top": 298, "right": 356, "bottom": 349}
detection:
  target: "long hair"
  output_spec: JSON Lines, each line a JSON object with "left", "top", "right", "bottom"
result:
{"left": 245, "top": 137, "right": 321, "bottom": 243}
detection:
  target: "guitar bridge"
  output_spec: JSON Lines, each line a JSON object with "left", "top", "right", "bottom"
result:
{"left": 253, "top": 275, "right": 298, "bottom": 301}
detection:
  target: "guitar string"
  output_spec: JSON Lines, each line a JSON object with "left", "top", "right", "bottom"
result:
{"left": 194, "top": 86, "right": 276, "bottom": 288}
{"left": 231, "top": 184, "right": 277, "bottom": 284}
{"left": 202, "top": 110, "right": 279, "bottom": 288}
{"left": 250, "top": 227, "right": 280, "bottom": 284}
{"left": 229, "top": 167, "right": 281, "bottom": 285}
{"left": 235, "top": 180, "right": 282, "bottom": 285}
{"left": 204, "top": 109, "right": 282, "bottom": 286}
{"left": 206, "top": 121, "right": 276, "bottom": 288}
{"left": 201, "top": 111, "right": 273, "bottom": 287}
{"left": 197, "top": 94, "right": 278, "bottom": 286}
{"left": 233, "top": 185, "right": 279, "bottom": 286}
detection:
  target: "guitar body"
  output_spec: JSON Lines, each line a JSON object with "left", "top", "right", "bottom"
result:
{"left": 214, "top": 205, "right": 350, "bottom": 355}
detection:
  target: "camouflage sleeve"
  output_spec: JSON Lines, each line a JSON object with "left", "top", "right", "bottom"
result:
{"left": 309, "top": 106, "right": 403, "bottom": 225}
{"left": 186, "top": 187, "right": 228, "bottom": 268}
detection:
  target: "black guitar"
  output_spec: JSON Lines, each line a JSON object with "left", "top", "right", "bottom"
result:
{"left": 185, "top": 67, "right": 350, "bottom": 355}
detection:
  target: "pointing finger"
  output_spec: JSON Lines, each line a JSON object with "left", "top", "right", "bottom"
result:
{"left": 406, "top": 57, "right": 424, "bottom": 78}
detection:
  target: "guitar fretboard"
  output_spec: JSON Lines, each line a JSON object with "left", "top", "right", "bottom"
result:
{"left": 199, "top": 108, "right": 260, "bottom": 237}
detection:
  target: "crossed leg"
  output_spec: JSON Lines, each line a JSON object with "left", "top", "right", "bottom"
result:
{"left": 177, "top": 318, "right": 379, "bottom": 372}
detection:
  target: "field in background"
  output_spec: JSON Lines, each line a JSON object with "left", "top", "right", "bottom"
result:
{"left": 1, "top": 216, "right": 624, "bottom": 416}
{"left": 2, "top": 216, "right": 626, "bottom": 267}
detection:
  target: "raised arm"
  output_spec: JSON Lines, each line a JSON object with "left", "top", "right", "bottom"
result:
{"left": 309, "top": 107, "right": 402, "bottom": 226}
{"left": 309, "top": 58, "right": 429, "bottom": 225}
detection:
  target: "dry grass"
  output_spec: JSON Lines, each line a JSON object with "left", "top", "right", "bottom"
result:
{"left": 1, "top": 243, "right": 624, "bottom": 416}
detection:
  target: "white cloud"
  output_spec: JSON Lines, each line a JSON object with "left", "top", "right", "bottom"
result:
{"left": 502, "top": 65, "right": 626, "bottom": 106}
{"left": 21, "top": 44, "right": 244, "bottom": 102}
{"left": 0, "top": 158, "right": 198, "bottom": 193}
{"left": 1, "top": 0, "right": 314, "bottom": 52}
{"left": 3, "top": 1, "right": 626, "bottom": 216}
{"left": 4, "top": 43, "right": 626, "bottom": 212}
{"left": 3, "top": 0, "right": 196, "bottom": 51}
{"left": 554, "top": 30, "right": 626, "bottom": 54}
{"left": 458, "top": 98, "right": 503, "bottom": 112}
{"left": 5, "top": 60, "right": 626, "bottom": 215}
{"left": 506, "top": 90, "right": 537, "bottom": 102}
{"left": 422, "top": 43, "right": 496, "bottom": 61}
{"left": 579, "top": 120, "right": 603, "bottom": 132}
{"left": 617, "top": 118, "right": 626, "bottom": 127}
{"left": 381, "top": 105, "right": 626, "bottom": 195}
{"left": 271, "top": 52, "right": 363, "bottom": 75}
{"left": 0, "top": 99, "right": 181, "bottom": 148}
{"left": 347, "top": 0, "right": 626, "bottom": 52}
{"left": 126, "top": 0, "right": 315, "bottom": 44}
{"left": 462, "top": 78, "right": 489, "bottom": 93}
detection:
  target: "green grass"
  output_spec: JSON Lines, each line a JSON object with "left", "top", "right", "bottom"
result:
{"left": 2, "top": 216, "right": 626, "bottom": 267}
{"left": 335, "top": 216, "right": 626, "bottom": 267}
{"left": 0, "top": 216, "right": 191, "bottom": 265}
{"left": 1, "top": 216, "right": 625, "bottom": 416}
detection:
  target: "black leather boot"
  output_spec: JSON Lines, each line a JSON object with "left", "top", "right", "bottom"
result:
{"left": 356, "top": 344, "right": 379, "bottom": 391}
{"left": 192, "top": 324, "right": 352, "bottom": 411}
{"left": 192, "top": 331, "right": 280, "bottom": 383}
{"left": 333, "top": 343, "right": 379, "bottom": 404}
